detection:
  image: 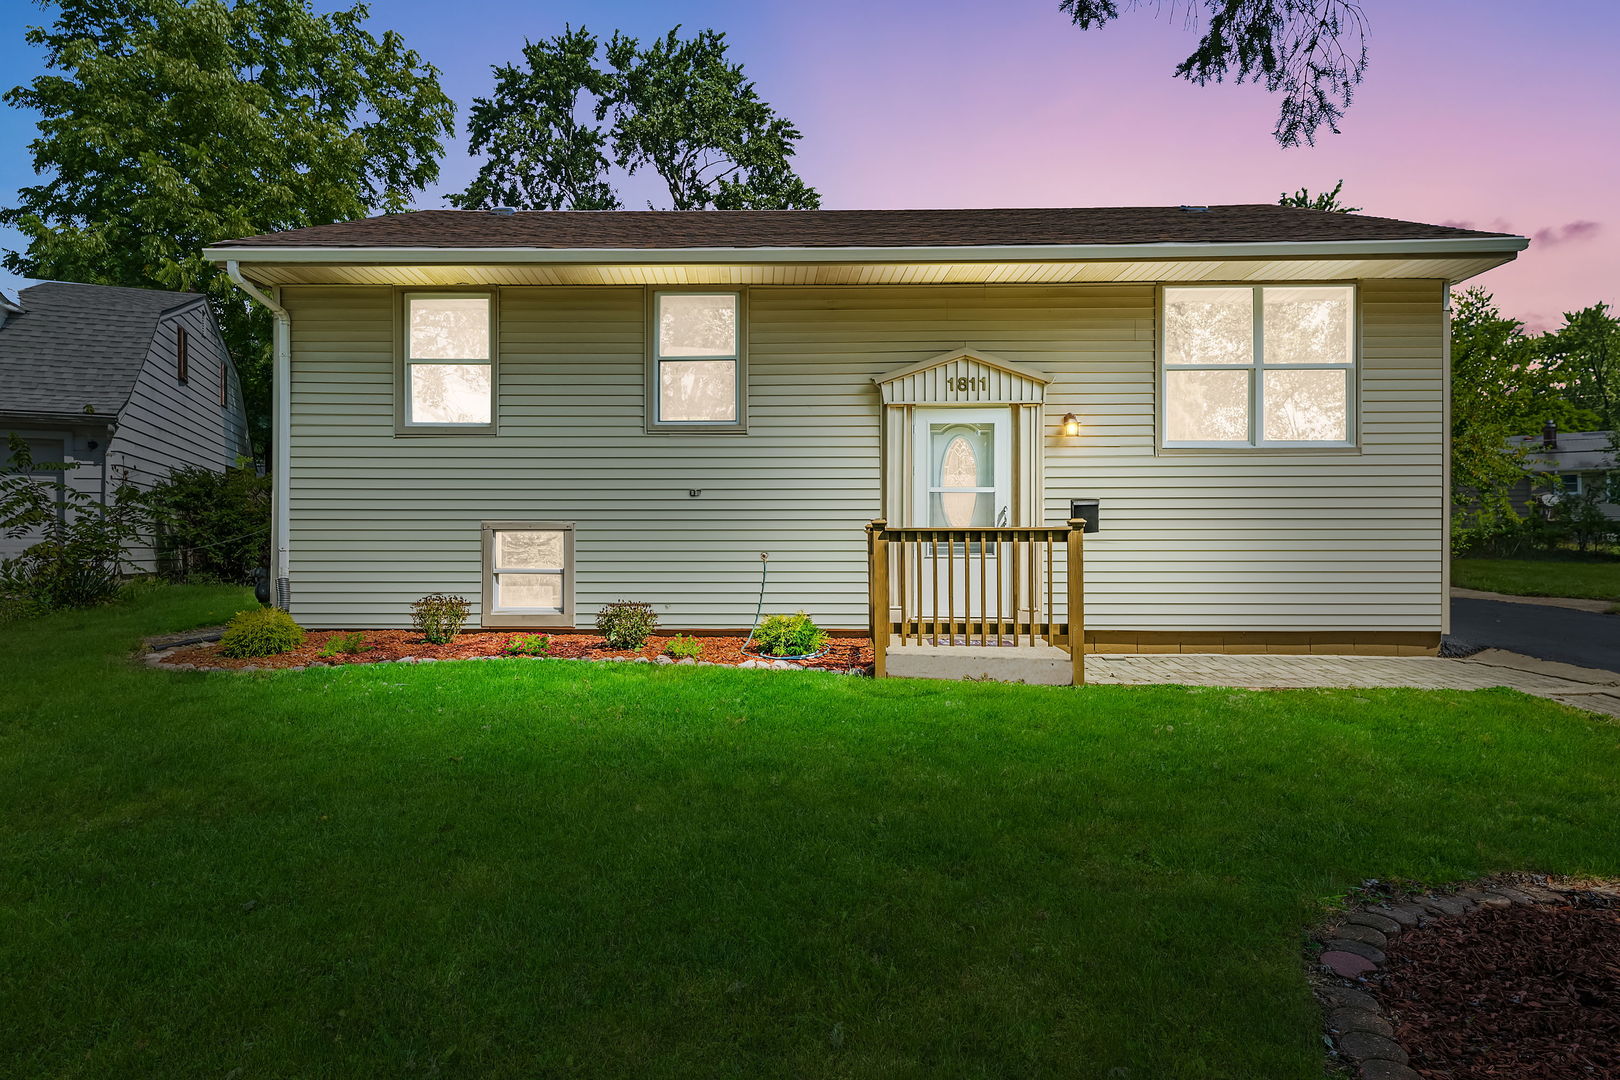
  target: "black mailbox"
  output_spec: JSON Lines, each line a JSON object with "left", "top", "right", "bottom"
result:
{"left": 1069, "top": 499, "right": 1101, "bottom": 533}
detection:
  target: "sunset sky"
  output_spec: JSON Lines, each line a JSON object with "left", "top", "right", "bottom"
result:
{"left": 2, "top": 0, "right": 1615, "bottom": 330}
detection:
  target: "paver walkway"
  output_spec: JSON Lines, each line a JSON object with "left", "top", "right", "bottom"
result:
{"left": 1086, "top": 649, "right": 1620, "bottom": 718}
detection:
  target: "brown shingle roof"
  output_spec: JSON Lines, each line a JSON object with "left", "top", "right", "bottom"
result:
{"left": 211, "top": 205, "right": 1520, "bottom": 251}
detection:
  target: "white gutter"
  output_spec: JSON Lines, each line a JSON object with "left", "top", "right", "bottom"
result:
{"left": 224, "top": 260, "right": 292, "bottom": 609}
{"left": 203, "top": 234, "right": 1529, "bottom": 267}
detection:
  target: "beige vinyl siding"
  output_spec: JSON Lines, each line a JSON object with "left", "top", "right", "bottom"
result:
{"left": 282, "top": 279, "right": 1445, "bottom": 632}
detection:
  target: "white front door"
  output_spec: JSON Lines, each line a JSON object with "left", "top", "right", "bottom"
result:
{"left": 910, "top": 409, "right": 1011, "bottom": 621}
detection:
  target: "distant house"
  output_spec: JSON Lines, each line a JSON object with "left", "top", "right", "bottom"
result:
{"left": 0, "top": 282, "right": 253, "bottom": 563}
{"left": 1509, "top": 423, "right": 1619, "bottom": 519}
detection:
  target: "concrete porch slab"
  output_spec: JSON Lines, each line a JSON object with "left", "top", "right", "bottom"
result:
{"left": 885, "top": 640, "right": 1075, "bottom": 685}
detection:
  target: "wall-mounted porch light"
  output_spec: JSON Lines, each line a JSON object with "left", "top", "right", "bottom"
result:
{"left": 1060, "top": 413, "right": 1081, "bottom": 438}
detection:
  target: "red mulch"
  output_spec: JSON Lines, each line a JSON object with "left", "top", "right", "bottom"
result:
{"left": 1378, "top": 902, "right": 1620, "bottom": 1080}
{"left": 161, "top": 629, "right": 874, "bottom": 673}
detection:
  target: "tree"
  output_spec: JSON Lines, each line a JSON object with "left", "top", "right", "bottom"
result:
{"left": 1448, "top": 288, "right": 1565, "bottom": 552}
{"left": 453, "top": 26, "right": 818, "bottom": 212}
{"left": 452, "top": 26, "right": 620, "bottom": 211}
{"left": 1058, "top": 0, "right": 1369, "bottom": 147}
{"left": 2, "top": 0, "right": 456, "bottom": 458}
{"left": 1542, "top": 303, "right": 1620, "bottom": 437}
{"left": 1278, "top": 179, "right": 1360, "bottom": 212}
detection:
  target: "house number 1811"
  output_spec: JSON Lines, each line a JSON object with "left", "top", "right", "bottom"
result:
{"left": 947, "top": 375, "right": 989, "bottom": 392}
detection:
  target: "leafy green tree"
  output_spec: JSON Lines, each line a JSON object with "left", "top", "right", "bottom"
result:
{"left": 454, "top": 25, "right": 818, "bottom": 211}
{"left": 1058, "top": 0, "right": 1370, "bottom": 147}
{"left": 2, "top": 0, "right": 456, "bottom": 458}
{"left": 1278, "top": 179, "right": 1360, "bottom": 212}
{"left": 451, "top": 26, "right": 620, "bottom": 211}
{"left": 1542, "top": 303, "right": 1620, "bottom": 437}
{"left": 1448, "top": 288, "right": 1571, "bottom": 552}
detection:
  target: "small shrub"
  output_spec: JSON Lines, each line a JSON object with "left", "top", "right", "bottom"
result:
{"left": 597, "top": 600, "right": 658, "bottom": 650}
{"left": 664, "top": 634, "right": 703, "bottom": 660}
{"left": 219, "top": 607, "right": 305, "bottom": 658}
{"left": 751, "top": 611, "right": 829, "bottom": 657}
{"left": 317, "top": 631, "right": 370, "bottom": 658}
{"left": 503, "top": 633, "right": 552, "bottom": 657}
{"left": 411, "top": 593, "right": 470, "bottom": 645}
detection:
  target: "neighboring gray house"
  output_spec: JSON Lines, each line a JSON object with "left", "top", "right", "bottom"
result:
{"left": 0, "top": 281, "right": 252, "bottom": 562}
{"left": 1508, "top": 423, "right": 1620, "bottom": 519}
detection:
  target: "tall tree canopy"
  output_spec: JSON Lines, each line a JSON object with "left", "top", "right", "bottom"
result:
{"left": 2, "top": 0, "right": 455, "bottom": 456}
{"left": 1059, "top": 0, "right": 1370, "bottom": 147}
{"left": 1278, "top": 179, "right": 1359, "bottom": 212}
{"left": 1542, "top": 303, "right": 1620, "bottom": 437}
{"left": 453, "top": 26, "right": 818, "bottom": 212}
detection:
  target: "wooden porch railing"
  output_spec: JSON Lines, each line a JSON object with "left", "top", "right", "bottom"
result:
{"left": 866, "top": 518, "right": 1084, "bottom": 684}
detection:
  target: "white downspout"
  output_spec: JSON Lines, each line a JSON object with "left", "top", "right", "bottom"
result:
{"left": 224, "top": 260, "right": 292, "bottom": 609}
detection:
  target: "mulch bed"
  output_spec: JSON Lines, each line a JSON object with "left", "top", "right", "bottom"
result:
{"left": 1380, "top": 901, "right": 1620, "bottom": 1080}
{"left": 159, "top": 629, "right": 874, "bottom": 674}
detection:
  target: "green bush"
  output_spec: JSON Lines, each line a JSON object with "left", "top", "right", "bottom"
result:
{"left": 1, "top": 435, "right": 148, "bottom": 613}
{"left": 751, "top": 611, "right": 829, "bottom": 657}
{"left": 597, "top": 600, "right": 658, "bottom": 649}
{"left": 219, "top": 607, "right": 305, "bottom": 658}
{"left": 664, "top": 634, "right": 703, "bottom": 659}
{"left": 502, "top": 633, "right": 552, "bottom": 657}
{"left": 317, "top": 631, "right": 370, "bottom": 658}
{"left": 146, "top": 461, "right": 270, "bottom": 584}
{"left": 411, "top": 594, "right": 470, "bottom": 645}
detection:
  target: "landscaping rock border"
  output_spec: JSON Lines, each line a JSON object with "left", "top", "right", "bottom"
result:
{"left": 1310, "top": 873, "right": 1620, "bottom": 1080}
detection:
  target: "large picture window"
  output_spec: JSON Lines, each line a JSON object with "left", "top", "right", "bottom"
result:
{"left": 1161, "top": 284, "right": 1356, "bottom": 447}
{"left": 648, "top": 291, "right": 744, "bottom": 432}
{"left": 481, "top": 522, "right": 574, "bottom": 627}
{"left": 401, "top": 292, "right": 494, "bottom": 431}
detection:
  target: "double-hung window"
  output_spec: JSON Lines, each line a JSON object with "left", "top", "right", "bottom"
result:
{"left": 1162, "top": 285, "right": 1356, "bottom": 448}
{"left": 481, "top": 522, "right": 574, "bottom": 627}
{"left": 401, "top": 292, "right": 495, "bottom": 431}
{"left": 648, "top": 290, "right": 745, "bottom": 432}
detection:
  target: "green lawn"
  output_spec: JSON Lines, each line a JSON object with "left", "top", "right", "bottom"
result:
{"left": 1453, "top": 554, "right": 1620, "bottom": 602}
{"left": 3, "top": 587, "right": 1618, "bottom": 1079}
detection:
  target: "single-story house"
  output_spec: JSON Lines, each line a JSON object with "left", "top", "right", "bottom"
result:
{"left": 0, "top": 281, "right": 253, "bottom": 565}
{"left": 1508, "top": 423, "right": 1619, "bottom": 518}
{"left": 204, "top": 205, "right": 1526, "bottom": 680}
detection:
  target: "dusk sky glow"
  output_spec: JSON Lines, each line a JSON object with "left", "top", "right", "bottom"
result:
{"left": 2, "top": 0, "right": 1615, "bottom": 328}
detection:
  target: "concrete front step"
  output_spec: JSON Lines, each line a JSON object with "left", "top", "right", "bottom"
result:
{"left": 885, "top": 639, "right": 1075, "bottom": 685}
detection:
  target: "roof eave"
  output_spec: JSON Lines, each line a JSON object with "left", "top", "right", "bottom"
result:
{"left": 205, "top": 234, "right": 1529, "bottom": 267}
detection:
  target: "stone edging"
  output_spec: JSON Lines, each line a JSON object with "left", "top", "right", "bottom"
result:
{"left": 139, "top": 637, "right": 867, "bottom": 676}
{"left": 1311, "top": 875, "right": 1620, "bottom": 1080}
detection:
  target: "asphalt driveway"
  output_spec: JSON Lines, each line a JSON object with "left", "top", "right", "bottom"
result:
{"left": 1450, "top": 596, "right": 1620, "bottom": 672}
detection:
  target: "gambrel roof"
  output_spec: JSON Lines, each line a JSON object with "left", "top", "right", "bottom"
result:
{"left": 0, "top": 281, "right": 207, "bottom": 421}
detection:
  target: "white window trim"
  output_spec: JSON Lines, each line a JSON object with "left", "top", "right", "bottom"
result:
{"left": 1159, "top": 283, "right": 1359, "bottom": 450}
{"left": 397, "top": 289, "right": 497, "bottom": 435}
{"left": 645, "top": 288, "right": 748, "bottom": 434}
{"left": 480, "top": 521, "right": 575, "bottom": 629}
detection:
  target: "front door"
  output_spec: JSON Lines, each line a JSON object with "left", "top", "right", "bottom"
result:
{"left": 911, "top": 409, "right": 1011, "bottom": 621}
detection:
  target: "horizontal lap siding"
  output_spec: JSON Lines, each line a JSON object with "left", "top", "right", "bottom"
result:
{"left": 284, "top": 280, "right": 1445, "bottom": 631}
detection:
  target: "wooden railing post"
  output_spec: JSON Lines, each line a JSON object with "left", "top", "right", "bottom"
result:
{"left": 1066, "top": 517, "right": 1085, "bottom": 686}
{"left": 867, "top": 519, "right": 888, "bottom": 678}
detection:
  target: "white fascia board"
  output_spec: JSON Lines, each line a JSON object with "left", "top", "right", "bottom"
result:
{"left": 203, "top": 235, "right": 1529, "bottom": 266}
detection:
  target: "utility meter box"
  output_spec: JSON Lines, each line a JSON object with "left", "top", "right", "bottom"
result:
{"left": 1069, "top": 499, "right": 1101, "bottom": 533}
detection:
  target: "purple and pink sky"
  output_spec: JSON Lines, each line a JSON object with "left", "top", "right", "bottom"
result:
{"left": 2, "top": 0, "right": 1615, "bottom": 330}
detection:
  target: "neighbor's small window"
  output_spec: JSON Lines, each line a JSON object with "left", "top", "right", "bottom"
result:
{"left": 1162, "top": 284, "right": 1356, "bottom": 447}
{"left": 649, "top": 291, "right": 744, "bottom": 431}
{"left": 403, "top": 292, "right": 494, "bottom": 429}
{"left": 482, "top": 522, "right": 574, "bottom": 627}
{"left": 1556, "top": 472, "right": 1584, "bottom": 496}
{"left": 176, "top": 325, "right": 190, "bottom": 384}
{"left": 1606, "top": 472, "right": 1620, "bottom": 504}
{"left": 219, "top": 357, "right": 230, "bottom": 407}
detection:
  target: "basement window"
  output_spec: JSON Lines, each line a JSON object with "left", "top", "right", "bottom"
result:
{"left": 1161, "top": 285, "right": 1357, "bottom": 448}
{"left": 481, "top": 522, "right": 574, "bottom": 628}
{"left": 400, "top": 292, "right": 495, "bottom": 432}
{"left": 648, "top": 290, "right": 746, "bottom": 432}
